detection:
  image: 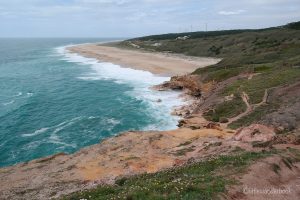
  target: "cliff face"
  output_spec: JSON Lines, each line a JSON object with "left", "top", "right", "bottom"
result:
{"left": 0, "top": 127, "right": 236, "bottom": 199}
{"left": 2, "top": 22, "right": 300, "bottom": 199}
{"left": 157, "top": 75, "right": 203, "bottom": 97}
{"left": 1, "top": 111, "right": 299, "bottom": 199}
{"left": 2, "top": 66, "right": 300, "bottom": 200}
{"left": 159, "top": 74, "right": 300, "bottom": 132}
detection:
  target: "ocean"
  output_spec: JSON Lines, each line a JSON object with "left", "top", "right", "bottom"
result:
{"left": 0, "top": 38, "right": 183, "bottom": 167}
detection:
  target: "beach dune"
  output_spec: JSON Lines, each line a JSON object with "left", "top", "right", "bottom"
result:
{"left": 68, "top": 44, "right": 221, "bottom": 76}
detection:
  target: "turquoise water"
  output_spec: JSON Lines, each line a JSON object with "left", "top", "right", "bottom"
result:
{"left": 0, "top": 38, "right": 182, "bottom": 167}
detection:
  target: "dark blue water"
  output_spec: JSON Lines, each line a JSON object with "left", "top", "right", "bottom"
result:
{"left": 0, "top": 38, "right": 181, "bottom": 167}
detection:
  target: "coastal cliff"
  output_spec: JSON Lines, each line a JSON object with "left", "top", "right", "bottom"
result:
{"left": 1, "top": 21, "right": 300, "bottom": 200}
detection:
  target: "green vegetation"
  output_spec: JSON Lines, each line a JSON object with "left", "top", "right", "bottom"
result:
{"left": 204, "top": 96, "right": 246, "bottom": 122}
{"left": 223, "top": 67, "right": 300, "bottom": 104}
{"left": 63, "top": 151, "right": 272, "bottom": 200}
{"left": 117, "top": 21, "right": 300, "bottom": 129}
{"left": 64, "top": 20, "right": 300, "bottom": 196}
{"left": 229, "top": 105, "right": 276, "bottom": 129}
{"left": 286, "top": 21, "right": 300, "bottom": 30}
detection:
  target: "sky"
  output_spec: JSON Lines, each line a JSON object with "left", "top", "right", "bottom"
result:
{"left": 0, "top": 0, "right": 300, "bottom": 38}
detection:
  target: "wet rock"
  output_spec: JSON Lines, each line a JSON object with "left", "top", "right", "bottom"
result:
{"left": 177, "top": 120, "right": 187, "bottom": 127}
{"left": 155, "top": 75, "right": 203, "bottom": 98}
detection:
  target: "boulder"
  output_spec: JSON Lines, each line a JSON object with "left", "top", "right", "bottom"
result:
{"left": 205, "top": 122, "right": 222, "bottom": 131}
{"left": 159, "top": 75, "right": 203, "bottom": 97}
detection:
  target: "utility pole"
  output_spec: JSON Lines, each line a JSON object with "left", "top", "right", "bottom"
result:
{"left": 205, "top": 23, "right": 208, "bottom": 32}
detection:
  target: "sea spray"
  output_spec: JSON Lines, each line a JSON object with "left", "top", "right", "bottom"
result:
{"left": 59, "top": 46, "right": 186, "bottom": 131}
{"left": 0, "top": 38, "right": 186, "bottom": 167}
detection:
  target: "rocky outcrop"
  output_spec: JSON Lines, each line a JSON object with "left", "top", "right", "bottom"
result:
{"left": 177, "top": 115, "right": 223, "bottom": 131}
{"left": 154, "top": 75, "right": 203, "bottom": 97}
{"left": 0, "top": 128, "right": 236, "bottom": 200}
{"left": 234, "top": 124, "right": 276, "bottom": 143}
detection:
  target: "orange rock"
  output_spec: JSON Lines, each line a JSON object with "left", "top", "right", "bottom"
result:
{"left": 205, "top": 122, "right": 222, "bottom": 131}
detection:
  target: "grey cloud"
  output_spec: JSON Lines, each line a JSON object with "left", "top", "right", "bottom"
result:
{"left": 0, "top": 0, "right": 299, "bottom": 37}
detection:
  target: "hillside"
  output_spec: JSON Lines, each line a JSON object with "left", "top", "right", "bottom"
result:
{"left": 118, "top": 21, "right": 300, "bottom": 131}
{"left": 1, "top": 22, "right": 300, "bottom": 200}
{"left": 62, "top": 21, "right": 300, "bottom": 200}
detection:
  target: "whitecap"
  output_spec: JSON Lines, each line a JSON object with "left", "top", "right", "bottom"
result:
{"left": 56, "top": 46, "right": 186, "bottom": 131}
{"left": 10, "top": 151, "right": 17, "bottom": 160}
{"left": 22, "top": 141, "right": 43, "bottom": 150}
{"left": 12, "top": 92, "right": 22, "bottom": 97}
{"left": 2, "top": 100, "right": 15, "bottom": 106}
{"left": 21, "top": 117, "right": 82, "bottom": 137}
{"left": 27, "top": 92, "right": 34, "bottom": 97}
{"left": 104, "top": 118, "right": 121, "bottom": 126}
{"left": 88, "top": 116, "right": 98, "bottom": 119}
{"left": 101, "top": 118, "right": 122, "bottom": 131}
{"left": 22, "top": 127, "right": 49, "bottom": 137}
{"left": 48, "top": 134, "right": 77, "bottom": 148}
{"left": 52, "top": 117, "right": 82, "bottom": 134}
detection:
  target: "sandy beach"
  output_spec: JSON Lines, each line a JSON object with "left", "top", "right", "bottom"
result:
{"left": 68, "top": 44, "right": 221, "bottom": 76}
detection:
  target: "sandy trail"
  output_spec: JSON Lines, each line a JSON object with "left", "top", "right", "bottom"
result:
{"left": 226, "top": 89, "right": 269, "bottom": 126}
{"left": 68, "top": 44, "right": 221, "bottom": 76}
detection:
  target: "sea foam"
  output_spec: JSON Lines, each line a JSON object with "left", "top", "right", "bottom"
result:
{"left": 56, "top": 45, "right": 186, "bottom": 131}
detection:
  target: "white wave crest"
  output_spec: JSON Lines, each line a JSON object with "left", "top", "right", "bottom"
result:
{"left": 2, "top": 100, "right": 15, "bottom": 106}
{"left": 13, "top": 92, "right": 23, "bottom": 97}
{"left": 22, "top": 127, "right": 49, "bottom": 137}
{"left": 21, "top": 117, "right": 83, "bottom": 138}
{"left": 27, "top": 92, "right": 34, "bottom": 97}
{"left": 55, "top": 46, "right": 185, "bottom": 130}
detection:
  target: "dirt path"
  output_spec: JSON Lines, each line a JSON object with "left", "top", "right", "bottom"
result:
{"left": 226, "top": 89, "right": 269, "bottom": 126}
{"left": 253, "top": 88, "right": 269, "bottom": 108}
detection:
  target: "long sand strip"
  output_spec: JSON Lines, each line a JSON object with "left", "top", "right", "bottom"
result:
{"left": 68, "top": 44, "right": 221, "bottom": 76}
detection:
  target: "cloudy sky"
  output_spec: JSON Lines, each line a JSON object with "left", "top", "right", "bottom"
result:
{"left": 0, "top": 0, "right": 299, "bottom": 37}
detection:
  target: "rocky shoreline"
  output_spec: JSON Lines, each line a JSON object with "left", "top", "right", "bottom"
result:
{"left": 1, "top": 72, "right": 299, "bottom": 199}
{"left": 1, "top": 38, "right": 300, "bottom": 199}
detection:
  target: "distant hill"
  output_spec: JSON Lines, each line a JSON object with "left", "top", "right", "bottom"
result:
{"left": 130, "top": 21, "right": 300, "bottom": 41}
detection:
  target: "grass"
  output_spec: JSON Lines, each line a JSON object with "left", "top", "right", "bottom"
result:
{"left": 115, "top": 21, "right": 300, "bottom": 128}
{"left": 204, "top": 96, "right": 246, "bottom": 122}
{"left": 228, "top": 104, "right": 278, "bottom": 129}
{"left": 222, "top": 67, "right": 300, "bottom": 104}
{"left": 62, "top": 151, "right": 273, "bottom": 200}
{"left": 200, "top": 67, "right": 245, "bottom": 83}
